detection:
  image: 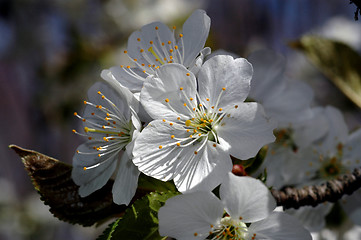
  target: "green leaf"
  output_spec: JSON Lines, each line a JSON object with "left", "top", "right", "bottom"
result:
{"left": 97, "top": 191, "right": 179, "bottom": 240}
{"left": 289, "top": 35, "right": 361, "bottom": 109}
{"left": 9, "top": 144, "right": 127, "bottom": 226}
{"left": 138, "top": 174, "right": 177, "bottom": 192}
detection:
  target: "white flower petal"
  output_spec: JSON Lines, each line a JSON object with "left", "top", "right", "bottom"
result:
{"left": 217, "top": 102, "right": 276, "bottom": 160}
{"left": 112, "top": 153, "right": 140, "bottom": 205}
{"left": 173, "top": 141, "right": 232, "bottom": 193}
{"left": 247, "top": 50, "right": 286, "bottom": 101}
{"left": 72, "top": 142, "right": 119, "bottom": 197}
{"left": 181, "top": 9, "right": 211, "bottom": 67}
{"left": 341, "top": 189, "right": 361, "bottom": 225}
{"left": 344, "top": 128, "right": 361, "bottom": 168}
{"left": 198, "top": 55, "right": 252, "bottom": 110}
{"left": 158, "top": 191, "right": 223, "bottom": 240}
{"left": 140, "top": 64, "right": 197, "bottom": 121}
{"left": 286, "top": 203, "right": 332, "bottom": 232}
{"left": 220, "top": 173, "right": 276, "bottom": 223}
{"left": 103, "top": 66, "right": 145, "bottom": 93}
{"left": 249, "top": 212, "right": 312, "bottom": 240}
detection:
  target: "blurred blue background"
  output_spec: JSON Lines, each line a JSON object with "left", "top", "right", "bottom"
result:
{"left": 1, "top": 0, "right": 359, "bottom": 239}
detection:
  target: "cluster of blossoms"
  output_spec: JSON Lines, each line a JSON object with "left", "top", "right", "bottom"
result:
{"left": 71, "top": 9, "right": 360, "bottom": 239}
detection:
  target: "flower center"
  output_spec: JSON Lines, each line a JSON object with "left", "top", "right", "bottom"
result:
{"left": 205, "top": 216, "right": 250, "bottom": 240}
{"left": 122, "top": 25, "right": 185, "bottom": 77}
{"left": 274, "top": 128, "right": 298, "bottom": 152}
{"left": 73, "top": 91, "right": 134, "bottom": 170}
{"left": 318, "top": 156, "right": 346, "bottom": 180}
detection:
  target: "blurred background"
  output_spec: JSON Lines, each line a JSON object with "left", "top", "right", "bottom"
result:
{"left": 1, "top": 0, "right": 360, "bottom": 239}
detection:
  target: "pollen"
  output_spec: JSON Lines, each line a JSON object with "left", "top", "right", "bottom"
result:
{"left": 72, "top": 129, "right": 76, "bottom": 133}
{"left": 193, "top": 129, "right": 197, "bottom": 133}
{"left": 73, "top": 112, "right": 77, "bottom": 116}
{"left": 165, "top": 98, "right": 169, "bottom": 103}
{"left": 168, "top": 41, "right": 171, "bottom": 44}
{"left": 179, "top": 34, "right": 183, "bottom": 38}
{"left": 222, "top": 87, "right": 226, "bottom": 91}
{"left": 83, "top": 101, "right": 87, "bottom": 104}
{"left": 88, "top": 137, "right": 92, "bottom": 140}
{"left": 159, "top": 145, "right": 163, "bottom": 149}
{"left": 186, "top": 73, "right": 190, "bottom": 76}
{"left": 206, "top": 98, "right": 210, "bottom": 101}
{"left": 183, "top": 103, "right": 187, "bottom": 106}
{"left": 171, "top": 135, "right": 175, "bottom": 139}
{"left": 169, "top": 49, "right": 173, "bottom": 53}
{"left": 84, "top": 127, "right": 89, "bottom": 132}
{"left": 189, "top": 135, "right": 193, "bottom": 138}
{"left": 127, "top": 66, "right": 130, "bottom": 69}
{"left": 98, "top": 154, "right": 101, "bottom": 157}
{"left": 174, "top": 45, "right": 178, "bottom": 49}
{"left": 219, "top": 108, "right": 223, "bottom": 111}
{"left": 163, "top": 119, "right": 166, "bottom": 122}
{"left": 169, "top": 123, "right": 173, "bottom": 126}
{"left": 83, "top": 167, "right": 87, "bottom": 171}
{"left": 176, "top": 142, "right": 181, "bottom": 146}
{"left": 123, "top": 50, "right": 128, "bottom": 54}
{"left": 185, "top": 120, "right": 192, "bottom": 126}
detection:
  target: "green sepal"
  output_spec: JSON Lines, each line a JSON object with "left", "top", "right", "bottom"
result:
{"left": 97, "top": 191, "right": 179, "bottom": 240}
{"left": 289, "top": 35, "right": 361, "bottom": 109}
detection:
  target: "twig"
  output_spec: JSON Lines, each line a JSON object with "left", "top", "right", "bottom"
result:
{"left": 271, "top": 167, "right": 361, "bottom": 209}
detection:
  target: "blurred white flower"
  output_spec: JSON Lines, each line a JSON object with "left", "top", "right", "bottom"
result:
{"left": 158, "top": 173, "right": 312, "bottom": 240}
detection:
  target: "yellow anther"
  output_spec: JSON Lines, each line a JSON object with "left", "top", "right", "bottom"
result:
{"left": 199, "top": 104, "right": 203, "bottom": 107}
{"left": 186, "top": 129, "right": 190, "bottom": 132}
{"left": 106, "top": 113, "right": 110, "bottom": 117}
{"left": 127, "top": 66, "right": 130, "bottom": 69}
{"left": 148, "top": 47, "right": 165, "bottom": 64}
{"left": 193, "top": 129, "right": 197, "bottom": 133}
{"left": 91, "top": 112, "right": 95, "bottom": 115}
{"left": 124, "top": 50, "right": 127, "bottom": 54}
{"left": 98, "top": 154, "right": 101, "bottom": 157}
{"left": 103, "top": 137, "right": 108, "bottom": 142}
{"left": 74, "top": 112, "right": 78, "bottom": 116}
{"left": 162, "top": 119, "right": 166, "bottom": 122}
{"left": 174, "top": 45, "right": 178, "bottom": 49}
{"left": 168, "top": 41, "right": 171, "bottom": 44}
{"left": 82, "top": 119, "right": 86, "bottom": 122}
{"left": 137, "top": 38, "right": 141, "bottom": 41}
{"left": 72, "top": 129, "right": 76, "bottom": 133}
{"left": 211, "top": 106, "right": 215, "bottom": 109}
{"left": 194, "top": 232, "right": 198, "bottom": 236}
{"left": 209, "top": 119, "right": 213, "bottom": 123}
{"left": 76, "top": 150, "right": 80, "bottom": 153}
{"left": 176, "top": 142, "right": 181, "bottom": 146}
{"left": 179, "top": 34, "right": 183, "bottom": 38}
{"left": 171, "top": 135, "right": 175, "bottom": 139}
{"left": 235, "top": 105, "right": 238, "bottom": 108}
{"left": 177, "top": 117, "right": 180, "bottom": 120}
{"left": 170, "top": 56, "right": 173, "bottom": 59}
{"left": 189, "top": 135, "right": 193, "bottom": 138}
{"left": 193, "top": 108, "right": 196, "bottom": 111}
{"left": 213, "top": 144, "right": 216, "bottom": 147}
{"left": 198, "top": 133, "right": 201, "bottom": 136}
{"left": 190, "top": 97, "right": 193, "bottom": 101}
{"left": 143, "top": 70, "right": 146, "bottom": 73}
{"left": 159, "top": 145, "right": 163, "bottom": 149}
{"left": 169, "top": 123, "right": 173, "bottom": 126}
{"left": 172, "top": 26, "right": 176, "bottom": 30}
{"left": 83, "top": 101, "right": 87, "bottom": 104}
{"left": 162, "top": 42, "right": 165, "bottom": 46}
{"left": 133, "top": 58, "right": 137, "bottom": 61}
{"left": 194, "top": 151, "right": 198, "bottom": 154}
{"left": 97, "top": 91, "right": 102, "bottom": 95}
{"left": 183, "top": 103, "right": 187, "bottom": 106}
{"left": 84, "top": 127, "right": 89, "bottom": 132}
{"left": 165, "top": 98, "right": 169, "bottom": 103}
{"left": 222, "top": 87, "right": 226, "bottom": 91}
{"left": 141, "top": 63, "right": 145, "bottom": 66}
{"left": 149, "top": 41, "right": 153, "bottom": 44}
{"left": 164, "top": 57, "right": 167, "bottom": 61}
{"left": 206, "top": 98, "right": 210, "bottom": 101}
{"left": 185, "top": 120, "right": 192, "bottom": 126}
{"left": 186, "top": 73, "right": 190, "bottom": 76}
{"left": 219, "top": 108, "right": 223, "bottom": 111}
{"left": 88, "top": 137, "right": 92, "bottom": 140}
{"left": 169, "top": 49, "right": 173, "bottom": 53}
{"left": 120, "top": 65, "right": 123, "bottom": 68}
{"left": 180, "top": 87, "right": 183, "bottom": 90}
{"left": 155, "top": 26, "right": 159, "bottom": 30}
{"left": 83, "top": 167, "right": 87, "bottom": 171}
